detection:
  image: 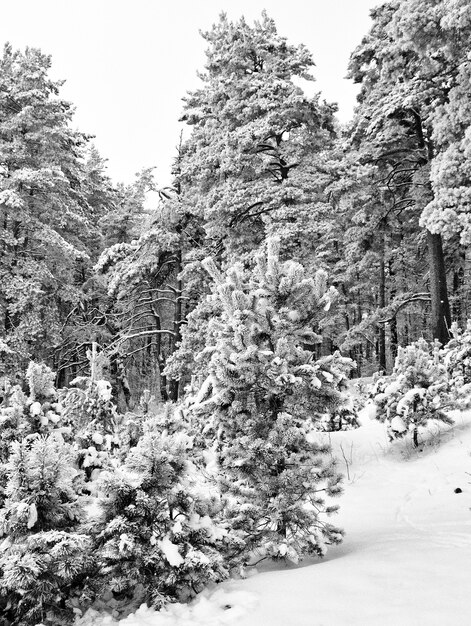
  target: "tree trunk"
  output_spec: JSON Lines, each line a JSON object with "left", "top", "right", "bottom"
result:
{"left": 378, "top": 242, "right": 387, "bottom": 372}
{"left": 427, "top": 230, "right": 451, "bottom": 345}
{"left": 388, "top": 258, "right": 398, "bottom": 363}
{"left": 412, "top": 113, "right": 451, "bottom": 345}
{"left": 168, "top": 251, "right": 183, "bottom": 401}
{"left": 452, "top": 268, "right": 463, "bottom": 324}
{"left": 463, "top": 246, "right": 471, "bottom": 321}
{"left": 390, "top": 316, "right": 398, "bottom": 363}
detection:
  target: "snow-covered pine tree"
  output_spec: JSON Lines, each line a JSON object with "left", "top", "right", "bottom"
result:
{"left": 188, "top": 238, "right": 351, "bottom": 564}
{"left": 0, "top": 44, "right": 113, "bottom": 375}
{"left": 86, "top": 425, "right": 236, "bottom": 614}
{"left": 95, "top": 168, "right": 186, "bottom": 405}
{"left": 160, "top": 12, "right": 349, "bottom": 398}
{"left": 321, "top": 397, "right": 361, "bottom": 432}
{"left": 62, "top": 346, "right": 120, "bottom": 478}
{"left": 348, "top": 0, "right": 453, "bottom": 345}
{"left": 179, "top": 11, "right": 336, "bottom": 264}
{"left": 442, "top": 320, "right": 471, "bottom": 409}
{"left": 0, "top": 435, "right": 89, "bottom": 625}
{"left": 0, "top": 362, "right": 68, "bottom": 467}
{"left": 373, "top": 338, "right": 453, "bottom": 447}
{"left": 401, "top": 0, "right": 471, "bottom": 247}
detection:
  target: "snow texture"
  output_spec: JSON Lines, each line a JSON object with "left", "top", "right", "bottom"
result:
{"left": 77, "top": 404, "right": 471, "bottom": 626}
{"left": 157, "top": 537, "right": 184, "bottom": 567}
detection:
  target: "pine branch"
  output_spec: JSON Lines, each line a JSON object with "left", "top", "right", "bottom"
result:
{"left": 378, "top": 293, "right": 431, "bottom": 323}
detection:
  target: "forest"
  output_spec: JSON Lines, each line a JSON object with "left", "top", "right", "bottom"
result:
{"left": 1, "top": 1, "right": 471, "bottom": 624}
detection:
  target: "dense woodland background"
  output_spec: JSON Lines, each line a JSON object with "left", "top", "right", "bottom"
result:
{"left": 1, "top": 1, "right": 470, "bottom": 405}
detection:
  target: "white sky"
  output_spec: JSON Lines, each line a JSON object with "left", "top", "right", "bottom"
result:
{"left": 1, "top": 0, "right": 379, "bottom": 186}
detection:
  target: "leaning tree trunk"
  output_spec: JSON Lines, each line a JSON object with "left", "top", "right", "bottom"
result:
{"left": 427, "top": 230, "right": 451, "bottom": 345}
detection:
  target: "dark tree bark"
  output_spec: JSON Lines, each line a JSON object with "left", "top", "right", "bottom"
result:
{"left": 411, "top": 111, "right": 451, "bottom": 346}
{"left": 378, "top": 239, "right": 387, "bottom": 372}
{"left": 427, "top": 230, "right": 451, "bottom": 344}
{"left": 388, "top": 258, "right": 398, "bottom": 362}
{"left": 168, "top": 250, "right": 183, "bottom": 401}
{"left": 463, "top": 248, "right": 471, "bottom": 321}
{"left": 452, "top": 267, "right": 463, "bottom": 324}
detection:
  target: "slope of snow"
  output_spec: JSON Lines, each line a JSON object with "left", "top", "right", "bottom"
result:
{"left": 78, "top": 406, "right": 471, "bottom": 626}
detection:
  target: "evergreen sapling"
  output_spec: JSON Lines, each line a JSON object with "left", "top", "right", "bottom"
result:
{"left": 373, "top": 338, "right": 453, "bottom": 447}
{"left": 0, "top": 436, "right": 89, "bottom": 626}
{"left": 189, "top": 238, "right": 350, "bottom": 564}
{"left": 85, "top": 422, "right": 237, "bottom": 615}
{"left": 442, "top": 320, "right": 471, "bottom": 409}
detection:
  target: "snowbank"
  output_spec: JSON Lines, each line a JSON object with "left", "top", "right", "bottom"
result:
{"left": 78, "top": 405, "right": 471, "bottom": 625}
{"left": 77, "top": 587, "right": 258, "bottom": 626}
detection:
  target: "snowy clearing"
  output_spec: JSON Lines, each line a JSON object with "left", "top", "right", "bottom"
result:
{"left": 79, "top": 405, "right": 471, "bottom": 626}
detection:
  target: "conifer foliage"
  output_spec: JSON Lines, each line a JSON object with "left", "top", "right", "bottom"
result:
{"left": 0, "top": 44, "right": 107, "bottom": 373}
{"left": 179, "top": 12, "right": 336, "bottom": 262}
{"left": 0, "top": 436, "right": 89, "bottom": 625}
{"left": 0, "top": 362, "right": 67, "bottom": 467}
{"left": 373, "top": 339, "right": 453, "bottom": 447}
{"left": 188, "top": 239, "right": 350, "bottom": 562}
{"left": 442, "top": 321, "right": 471, "bottom": 410}
{"left": 86, "top": 423, "right": 234, "bottom": 612}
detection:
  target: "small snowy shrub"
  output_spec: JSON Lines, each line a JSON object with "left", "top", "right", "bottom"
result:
{"left": 0, "top": 364, "right": 68, "bottom": 464}
{"left": 373, "top": 338, "right": 453, "bottom": 447}
{"left": 116, "top": 411, "right": 144, "bottom": 452}
{"left": 0, "top": 435, "right": 89, "bottom": 625}
{"left": 0, "top": 436, "right": 83, "bottom": 536}
{"left": 369, "top": 373, "right": 390, "bottom": 399}
{"left": 63, "top": 377, "right": 117, "bottom": 432}
{"left": 320, "top": 374, "right": 362, "bottom": 432}
{"left": 0, "top": 382, "right": 30, "bottom": 464}
{"left": 26, "top": 361, "right": 56, "bottom": 401}
{"left": 85, "top": 426, "right": 235, "bottom": 614}
{"left": 115, "top": 396, "right": 180, "bottom": 457}
{"left": 442, "top": 320, "right": 471, "bottom": 409}
{"left": 63, "top": 378, "right": 120, "bottom": 478}
{"left": 321, "top": 397, "right": 361, "bottom": 432}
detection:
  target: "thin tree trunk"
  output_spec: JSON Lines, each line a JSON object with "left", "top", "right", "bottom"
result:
{"left": 452, "top": 269, "right": 462, "bottom": 324}
{"left": 463, "top": 246, "right": 471, "bottom": 320}
{"left": 390, "top": 317, "right": 398, "bottom": 363}
{"left": 168, "top": 251, "right": 183, "bottom": 401}
{"left": 378, "top": 240, "right": 387, "bottom": 372}
{"left": 388, "top": 258, "right": 398, "bottom": 363}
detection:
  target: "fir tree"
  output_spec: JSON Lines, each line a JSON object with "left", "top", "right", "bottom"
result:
{"left": 0, "top": 44, "right": 110, "bottom": 373}
{"left": 179, "top": 12, "right": 336, "bottom": 264}
{"left": 165, "top": 10, "right": 340, "bottom": 391}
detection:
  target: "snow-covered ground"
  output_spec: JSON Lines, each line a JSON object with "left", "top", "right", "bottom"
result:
{"left": 79, "top": 405, "right": 471, "bottom": 626}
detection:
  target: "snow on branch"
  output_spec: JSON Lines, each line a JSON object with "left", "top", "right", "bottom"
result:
{"left": 378, "top": 293, "right": 431, "bottom": 324}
